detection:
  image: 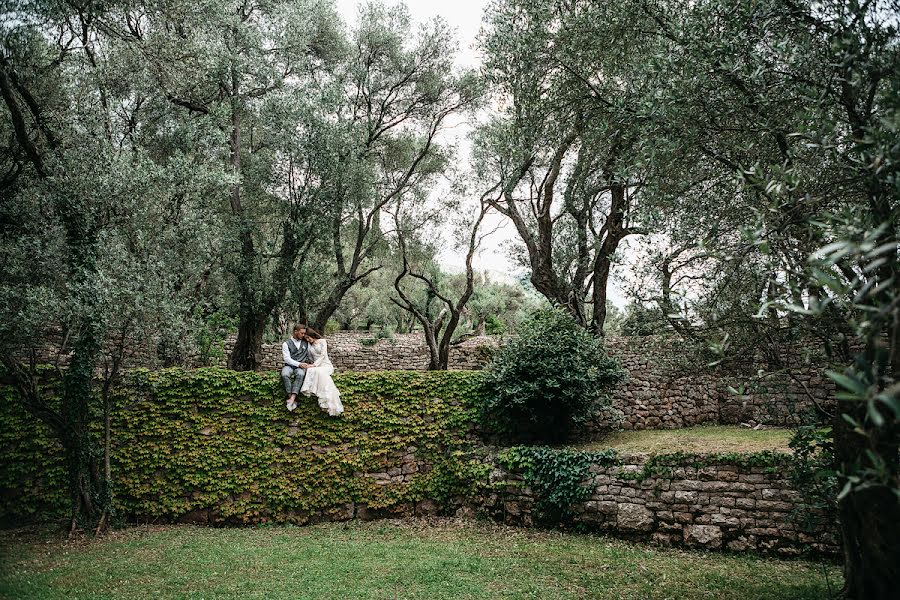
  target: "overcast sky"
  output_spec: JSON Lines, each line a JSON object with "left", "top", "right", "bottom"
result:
{"left": 334, "top": 1, "right": 628, "bottom": 306}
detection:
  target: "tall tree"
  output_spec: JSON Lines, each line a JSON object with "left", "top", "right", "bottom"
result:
{"left": 0, "top": 0, "right": 225, "bottom": 527}
{"left": 391, "top": 187, "right": 496, "bottom": 369}
{"left": 625, "top": 0, "right": 900, "bottom": 595}
{"left": 130, "top": 0, "right": 343, "bottom": 370}
{"left": 476, "top": 0, "right": 661, "bottom": 335}
{"left": 292, "top": 2, "right": 480, "bottom": 333}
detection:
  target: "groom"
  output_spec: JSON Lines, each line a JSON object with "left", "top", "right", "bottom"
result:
{"left": 282, "top": 324, "right": 310, "bottom": 411}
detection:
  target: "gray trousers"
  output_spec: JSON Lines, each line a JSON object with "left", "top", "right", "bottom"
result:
{"left": 281, "top": 366, "right": 306, "bottom": 395}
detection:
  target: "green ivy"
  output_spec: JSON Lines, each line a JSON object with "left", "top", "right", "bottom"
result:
{"left": 0, "top": 376, "right": 69, "bottom": 523}
{"left": 412, "top": 449, "right": 492, "bottom": 509}
{"left": 787, "top": 425, "right": 837, "bottom": 534}
{"left": 0, "top": 368, "right": 489, "bottom": 523}
{"left": 498, "top": 446, "right": 618, "bottom": 525}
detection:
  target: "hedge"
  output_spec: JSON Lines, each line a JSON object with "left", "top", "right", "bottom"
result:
{"left": 0, "top": 368, "right": 488, "bottom": 524}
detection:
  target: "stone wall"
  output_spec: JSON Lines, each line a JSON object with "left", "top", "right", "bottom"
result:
{"left": 233, "top": 333, "right": 836, "bottom": 430}
{"left": 717, "top": 368, "right": 837, "bottom": 426}
{"left": 154, "top": 449, "right": 840, "bottom": 557}
{"left": 481, "top": 455, "right": 838, "bottom": 556}
{"left": 600, "top": 337, "right": 837, "bottom": 431}
{"left": 602, "top": 337, "right": 721, "bottom": 430}
{"left": 175, "top": 451, "right": 839, "bottom": 557}
{"left": 0, "top": 367, "right": 836, "bottom": 556}
{"left": 219, "top": 331, "right": 498, "bottom": 372}
{"left": 20, "top": 330, "right": 838, "bottom": 429}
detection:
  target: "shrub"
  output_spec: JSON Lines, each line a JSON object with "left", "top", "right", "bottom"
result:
{"left": 787, "top": 424, "right": 838, "bottom": 535}
{"left": 621, "top": 303, "right": 668, "bottom": 337}
{"left": 477, "top": 308, "right": 625, "bottom": 443}
{"left": 194, "top": 310, "right": 238, "bottom": 366}
{"left": 360, "top": 328, "right": 396, "bottom": 346}
{"left": 485, "top": 314, "right": 506, "bottom": 335}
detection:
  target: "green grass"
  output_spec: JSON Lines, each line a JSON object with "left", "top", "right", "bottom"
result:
{"left": 579, "top": 425, "right": 794, "bottom": 454}
{"left": 0, "top": 520, "right": 840, "bottom": 600}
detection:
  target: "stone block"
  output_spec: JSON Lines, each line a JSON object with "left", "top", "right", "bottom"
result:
{"left": 415, "top": 499, "right": 439, "bottom": 516}
{"left": 674, "top": 490, "right": 698, "bottom": 503}
{"left": 727, "top": 536, "right": 755, "bottom": 552}
{"left": 652, "top": 532, "right": 676, "bottom": 546}
{"left": 684, "top": 524, "right": 723, "bottom": 549}
{"left": 709, "top": 513, "right": 740, "bottom": 527}
{"left": 756, "top": 500, "right": 793, "bottom": 512}
{"left": 617, "top": 503, "right": 655, "bottom": 531}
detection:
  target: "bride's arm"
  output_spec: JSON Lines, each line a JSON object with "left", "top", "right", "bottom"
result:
{"left": 311, "top": 340, "right": 328, "bottom": 367}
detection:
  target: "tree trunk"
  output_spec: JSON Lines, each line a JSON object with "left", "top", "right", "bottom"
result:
{"left": 834, "top": 409, "right": 900, "bottom": 599}
{"left": 474, "top": 317, "right": 486, "bottom": 336}
{"left": 61, "top": 313, "right": 106, "bottom": 525}
{"left": 312, "top": 279, "right": 354, "bottom": 333}
{"left": 590, "top": 184, "right": 627, "bottom": 336}
{"left": 424, "top": 327, "right": 441, "bottom": 370}
{"left": 2, "top": 55, "right": 109, "bottom": 527}
{"left": 229, "top": 313, "right": 266, "bottom": 371}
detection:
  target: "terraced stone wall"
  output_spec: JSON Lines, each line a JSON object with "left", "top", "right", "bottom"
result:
{"left": 481, "top": 454, "right": 838, "bottom": 556}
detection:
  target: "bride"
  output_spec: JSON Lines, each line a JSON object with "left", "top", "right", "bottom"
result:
{"left": 295, "top": 328, "right": 343, "bottom": 417}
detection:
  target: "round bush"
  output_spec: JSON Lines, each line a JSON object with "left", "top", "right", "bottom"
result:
{"left": 477, "top": 308, "right": 625, "bottom": 443}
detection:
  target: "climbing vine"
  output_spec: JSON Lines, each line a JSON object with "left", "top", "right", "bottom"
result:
{"left": 0, "top": 369, "right": 488, "bottom": 523}
{"left": 787, "top": 425, "right": 837, "bottom": 534}
{"left": 498, "top": 446, "right": 618, "bottom": 525}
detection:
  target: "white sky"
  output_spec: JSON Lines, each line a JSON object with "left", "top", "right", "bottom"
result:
{"left": 335, "top": 0, "right": 628, "bottom": 306}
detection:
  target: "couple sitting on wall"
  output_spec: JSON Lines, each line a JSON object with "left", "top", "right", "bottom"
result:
{"left": 281, "top": 324, "right": 344, "bottom": 417}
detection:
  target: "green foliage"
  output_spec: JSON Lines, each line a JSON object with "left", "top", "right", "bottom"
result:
{"left": 477, "top": 308, "right": 625, "bottom": 443}
{"left": 359, "top": 329, "right": 397, "bottom": 347}
{"left": 415, "top": 450, "right": 492, "bottom": 509}
{"left": 0, "top": 380, "right": 68, "bottom": 524}
{"left": 194, "top": 311, "right": 238, "bottom": 367}
{"left": 484, "top": 315, "right": 506, "bottom": 336}
{"left": 620, "top": 304, "right": 669, "bottom": 337}
{"left": 0, "top": 369, "right": 488, "bottom": 523}
{"left": 787, "top": 426, "right": 837, "bottom": 534}
{"left": 499, "top": 446, "right": 618, "bottom": 526}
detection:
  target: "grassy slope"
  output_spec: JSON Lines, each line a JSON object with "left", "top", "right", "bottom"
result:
{"left": 579, "top": 425, "right": 794, "bottom": 454}
{"left": 0, "top": 520, "right": 839, "bottom": 600}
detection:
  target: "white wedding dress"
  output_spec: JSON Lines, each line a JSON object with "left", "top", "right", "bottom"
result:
{"left": 300, "top": 339, "right": 343, "bottom": 416}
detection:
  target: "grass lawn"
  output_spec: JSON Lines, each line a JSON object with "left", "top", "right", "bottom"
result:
{"left": 579, "top": 425, "right": 794, "bottom": 454}
{"left": 0, "top": 519, "right": 839, "bottom": 600}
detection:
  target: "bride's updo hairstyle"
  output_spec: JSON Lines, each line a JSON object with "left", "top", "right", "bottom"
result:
{"left": 305, "top": 327, "right": 323, "bottom": 341}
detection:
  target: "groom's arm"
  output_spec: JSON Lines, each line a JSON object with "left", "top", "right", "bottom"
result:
{"left": 282, "top": 341, "right": 300, "bottom": 367}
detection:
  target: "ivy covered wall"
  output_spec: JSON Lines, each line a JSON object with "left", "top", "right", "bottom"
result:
{"left": 1, "top": 368, "right": 836, "bottom": 557}
{"left": 0, "top": 369, "right": 489, "bottom": 524}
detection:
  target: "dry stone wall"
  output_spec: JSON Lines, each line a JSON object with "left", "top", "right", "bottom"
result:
{"left": 23, "top": 330, "right": 838, "bottom": 429}
{"left": 481, "top": 455, "right": 838, "bottom": 556}
{"left": 0, "top": 367, "right": 836, "bottom": 557}
{"left": 219, "top": 331, "right": 498, "bottom": 372}
{"left": 164, "top": 450, "right": 839, "bottom": 557}
{"left": 599, "top": 337, "right": 837, "bottom": 430}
